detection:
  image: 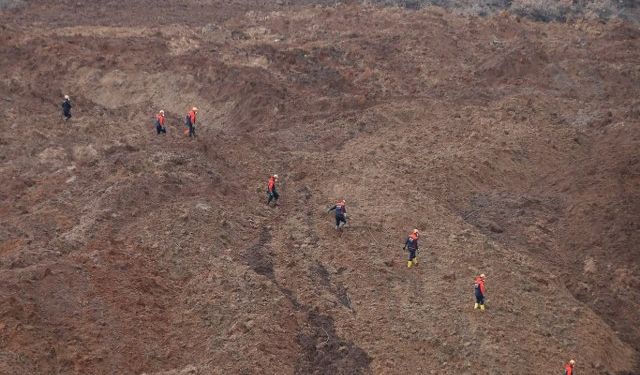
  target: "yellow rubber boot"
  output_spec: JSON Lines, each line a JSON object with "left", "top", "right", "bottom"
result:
{"left": 407, "top": 260, "right": 413, "bottom": 268}
{"left": 412, "top": 257, "right": 418, "bottom": 265}
{"left": 474, "top": 303, "right": 479, "bottom": 309}
{"left": 480, "top": 304, "right": 485, "bottom": 311}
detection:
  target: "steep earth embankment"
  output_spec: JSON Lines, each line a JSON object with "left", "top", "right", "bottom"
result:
{"left": 0, "top": 1, "right": 639, "bottom": 374}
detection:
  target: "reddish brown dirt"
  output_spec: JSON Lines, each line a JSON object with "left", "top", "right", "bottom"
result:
{"left": 1, "top": 1, "right": 639, "bottom": 374}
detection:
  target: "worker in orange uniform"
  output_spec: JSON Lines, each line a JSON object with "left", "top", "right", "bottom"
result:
{"left": 563, "top": 359, "right": 576, "bottom": 375}
{"left": 474, "top": 274, "right": 487, "bottom": 311}
{"left": 155, "top": 110, "right": 166, "bottom": 135}
{"left": 403, "top": 229, "right": 420, "bottom": 268}
{"left": 185, "top": 107, "right": 198, "bottom": 137}
{"left": 267, "top": 174, "right": 279, "bottom": 206}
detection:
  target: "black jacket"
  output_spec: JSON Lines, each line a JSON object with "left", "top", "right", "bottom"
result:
{"left": 62, "top": 99, "right": 72, "bottom": 112}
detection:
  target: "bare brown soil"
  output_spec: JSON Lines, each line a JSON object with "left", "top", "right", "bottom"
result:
{"left": 0, "top": 1, "right": 639, "bottom": 374}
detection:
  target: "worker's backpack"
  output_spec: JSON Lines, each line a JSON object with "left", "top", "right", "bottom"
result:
{"left": 184, "top": 114, "right": 192, "bottom": 126}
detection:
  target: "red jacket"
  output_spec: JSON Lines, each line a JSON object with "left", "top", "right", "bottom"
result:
{"left": 268, "top": 176, "right": 276, "bottom": 192}
{"left": 188, "top": 110, "right": 197, "bottom": 125}
{"left": 474, "top": 277, "right": 486, "bottom": 295}
{"left": 156, "top": 114, "right": 165, "bottom": 126}
{"left": 564, "top": 363, "right": 574, "bottom": 375}
{"left": 405, "top": 232, "right": 419, "bottom": 251}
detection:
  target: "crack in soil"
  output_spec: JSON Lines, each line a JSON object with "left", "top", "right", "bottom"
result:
{"left": 246, "top": 224, "right": 371, "bottom": 374}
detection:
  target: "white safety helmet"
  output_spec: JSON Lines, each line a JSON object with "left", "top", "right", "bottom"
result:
{"left": 64, "top": 95, "right": 69, "bottom": 100}
{"left": 273, "top": 174, "right": 278, "bottom": 179}
{"left": 159, "top": 110, "right": 165, "bottom": 115}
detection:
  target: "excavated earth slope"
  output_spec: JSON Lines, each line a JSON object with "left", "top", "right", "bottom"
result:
{"left": 0, "top": 1, "right": 639, "bottom": 374}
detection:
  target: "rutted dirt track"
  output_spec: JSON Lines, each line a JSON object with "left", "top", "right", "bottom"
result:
{"left": 0, "top": 1, "right": 639, "bottom": 374}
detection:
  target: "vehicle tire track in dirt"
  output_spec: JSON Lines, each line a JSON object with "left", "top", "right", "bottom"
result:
{"left": 298, "top": 184, "right": 352, "bottom": 309}
{"left": 247, "top": 226, "right": 275, "bottom": 281}
{"left": 300, "top": 186, "right": 353, "bottom": 311}
{"left": 295, "top": 310, "right": 372, "bottom": 375}
{"left": 245, "top": 219, "right": 372, "bottom": 374}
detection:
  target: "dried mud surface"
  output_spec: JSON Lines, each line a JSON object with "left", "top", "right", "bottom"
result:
{"left": 0, "top": 1, "right": 639, "bottom": 374}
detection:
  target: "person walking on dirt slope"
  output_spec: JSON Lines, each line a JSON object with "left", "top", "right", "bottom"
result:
{"left": 327, "top": 199, "right": 347, "bottom": 230}
{"left": 185, "top": 107, "right": 198, "bottom": 137}
{"left": 267, "top": 174, "right": 279, "bottom": 206}
{"left": 61, "top": 95, "right": 72, "bottom": 121}
{"left": 155, "top": 110, "right": 166, "bottom": 135}
{"left": 474, "top": 274, "right": 487, "bottom": 311}
{"left": 563, "top": 359, "right": 576, "bottom": 375}
{"left": 403, "top": 229, "right": 420, "bottom": 268}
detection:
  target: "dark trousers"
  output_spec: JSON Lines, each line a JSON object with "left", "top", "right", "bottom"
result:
{"left": 188, "top": 124, "right": 196, "bottom": 137}
{"left": 267, "top": 190, "right": 279, "bottom": 204}
{"left": 156, "top": 124, "right": 166, "bottom": 134}
{"left": 407, "top": 248, "right": 417, "bottom": 261}
{"left": 63, "top": 110, "right": 71, "bottom": 119}
{"left": 475, "top": 291, "right": 485, "bottom": 305}
{"left": 335, "top": 215, "right": 346, "bottom": 228}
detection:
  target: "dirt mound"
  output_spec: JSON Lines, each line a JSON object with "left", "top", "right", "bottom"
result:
{"left": 1, "top": 1, "right": 639, "bottom": 374}
{"left": 373, "top": 0, "right": 640, "bottom": 22}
